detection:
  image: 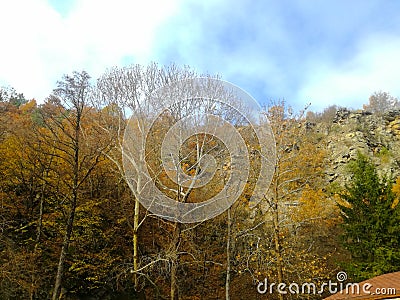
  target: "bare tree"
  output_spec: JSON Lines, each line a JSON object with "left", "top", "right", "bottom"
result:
{"left": 95, "top": 63, "right": 203, "bottom": 297}
{"left": 363, "top": 91, "right": 400, "bottom": 114}
{"left": 95, "top": 64, "right": 269, "bottom": 299}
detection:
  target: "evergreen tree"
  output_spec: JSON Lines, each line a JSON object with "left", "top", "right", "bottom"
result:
{"left": 338, "top": 153, "right": 400, "bottom": 281}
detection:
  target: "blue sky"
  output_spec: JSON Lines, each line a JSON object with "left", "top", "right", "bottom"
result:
{"left": 1, "top": 0, "right": 400, "bottom": 111}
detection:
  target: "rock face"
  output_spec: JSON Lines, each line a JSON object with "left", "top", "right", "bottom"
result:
{"left": 318, "top": 109, "right": 400, "bottom": 185}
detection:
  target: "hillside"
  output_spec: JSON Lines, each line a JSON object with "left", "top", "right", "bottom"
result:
{"left": 1, "top": 75, "right": 400, "bottom": 299}
{"left": 320, "top": 108, "right": 400, "bottom": 184}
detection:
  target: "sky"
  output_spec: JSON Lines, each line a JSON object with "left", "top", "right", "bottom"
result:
{"left": 1, "top": 0, "right": 400, "bottom": 111}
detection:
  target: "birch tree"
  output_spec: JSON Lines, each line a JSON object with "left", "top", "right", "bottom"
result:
{"left": 96, "top": 63, "right": 201, "bottom": 297}
{"left": 96, "top": 64, "right": 271, "bottom": 299}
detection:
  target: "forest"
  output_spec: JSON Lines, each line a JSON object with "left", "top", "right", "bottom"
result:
{"left": 1, "top": 63, "right": 400, "bottom": 300}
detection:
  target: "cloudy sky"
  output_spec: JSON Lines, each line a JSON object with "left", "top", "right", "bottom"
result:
{"left": 1, "top": 0, "right": 400, "bottom": 111}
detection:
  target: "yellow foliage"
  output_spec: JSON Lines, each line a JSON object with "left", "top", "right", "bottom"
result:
{"left": 392, "top": 177, "right": 400, "bottom": 208}
{"left": 291, "top": 186, "right": 339, "bottom": 227}
{"left": 335, "top": 193, "right": 352, "bottom": 209}
{"left": 293, "top": 186, "right": 327, "bottom": 222}
{"left": 19, "top": 99, "right": 37, "bottom": 113}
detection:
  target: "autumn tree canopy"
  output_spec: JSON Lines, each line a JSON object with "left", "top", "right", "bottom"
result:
{"left": 1, "top": 64, "right": 399, "bottom": 299}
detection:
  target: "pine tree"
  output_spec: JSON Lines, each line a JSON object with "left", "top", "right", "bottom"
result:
{"left": 338, "top": 153, "right": 400, "bottom": 281}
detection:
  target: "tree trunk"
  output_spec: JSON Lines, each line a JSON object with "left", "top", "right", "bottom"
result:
{"left": 52, "top": 191, "right": 77, "bottom": 300}
{"left": 133, "top": 197, "right": 140, "bottom": 291}
{"left": 272, "top": 200, "right": 283, "bottom": 300}
{"left": 30, "top": 186, "right": 46, "bottom": 300}
{"left": 170, "top": 222, "right": 180, "bottom": 300}
{"left": 225, "top": 207, "right": 232, "bottom": 300}
{"left": 53, "top": 132, "right": 79, "bottom": 300}
{"left": 34, "top": 188, "right": 45, "bottom": 248}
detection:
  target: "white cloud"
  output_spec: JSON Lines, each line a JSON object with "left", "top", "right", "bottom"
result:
{"left": 298, "top": 34, "right": 400, "bottom": 111}
{"left": 0, "top": 0, "right": 57, "bottom": 98}
{"left": 150, "top": 0, "right": 400, "bottom": 111}
{"left": 1, "top": 0, "right": 400, "bottom": 112}
{"left": 0, "top": 0, "right": 179, "bottom": 101}
{"left": 151, "top": 0, "right": 293, "bottom": 103}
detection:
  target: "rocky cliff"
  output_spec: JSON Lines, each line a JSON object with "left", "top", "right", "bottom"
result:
{"left": 317, "top": 108, "right": 400, "bottom": 185}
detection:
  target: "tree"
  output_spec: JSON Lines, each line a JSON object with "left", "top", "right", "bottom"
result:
{"left": 96, "top": 63, "right": 213, "bottom": 299}
{"left": 38, "top": 71, "right": 110, "bottom": 300}
{"left": 0, "top": 86, "right": 27, "bottom": 107}
{"left": 224, "top": 101, "right": 338, "bottom": 300}
{"left": 337, "top": 153, "right": 400, "bottom": 281}
{"left": 264, "top": 102, "right": 328, "bottom": 283}
{"left": 363, "top": 91, "right": 400, "bottom": 114}
{"left": 140, "top": 73, "right": 256, "bottom": 299}
{"left": 0, "top": 99, "right": 52, "bottom": 299}
{"left": 0, "top": 85, "right": 140, "bottom": 298}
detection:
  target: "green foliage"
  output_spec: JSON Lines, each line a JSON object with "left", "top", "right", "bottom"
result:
{"left": 0, "top": 86, "right": 27, "bottom": 107}
{"left": 338, "top": 153, "right": 400, "bottom": 281}
{"left": 375, "top": 146, "right": 391, "bottom": 164}
{"left": 326, "top": 181, "right": 344, "bottom": 195}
